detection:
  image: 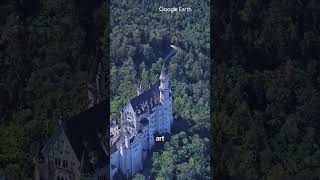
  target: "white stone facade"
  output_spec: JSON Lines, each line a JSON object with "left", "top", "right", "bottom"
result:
{"left": 36, "top": 101, "right": 108, "bottom": 180}
{"left": 110, "top": 45, "right": 177, "bottom": 179}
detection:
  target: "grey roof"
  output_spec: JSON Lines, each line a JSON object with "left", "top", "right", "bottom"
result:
{"left": 110, "top": 142, "right": 118, "bottom": 154}
{"left": 63, "top": 100, "right": 107, "bottom": 169}
{"left": 129, "top": 81, "right": 161, "bottom": 115}
{"left": 41, "top": 126, "right": 64, "bottom": 153}
{"left": 42, "top": 100, "right": 108, "bottom": 174}
{"left": 141, "top": 118, "right": 149, "bottom": 125}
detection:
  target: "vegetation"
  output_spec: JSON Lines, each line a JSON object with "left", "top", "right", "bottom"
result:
{"left": 213, "top": 0, "right": 320, "bottom": 179}
{"left": 3, "top": 0, "right": 318, "bottom": 179}
{"left": 0, "top": 0, "right": 106, "bottom": 179}
{"left": 152, "top": 132, "right": 210, "bottom": 180}
{"left": 110, "top": 0, "right": 210, "bottom": 179}
{"left": 132, "top": 173, "right": 145, "bottom": 180}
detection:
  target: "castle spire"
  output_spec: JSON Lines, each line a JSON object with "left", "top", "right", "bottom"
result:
{"left": 88, "top": 59, "right": 106, "bottom": 108}
{"left": 137, "top": 82, "right": 144, "bottom": 96}
{"left": 80, "top": 141, "right": 88, "bottom": 173}
{"left": 160, "top": 45, "right": 177, "bottom": 103}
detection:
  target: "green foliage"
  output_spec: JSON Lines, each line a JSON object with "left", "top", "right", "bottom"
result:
{"left": 214, "top": 0, "right": 320, "bottom": 179}
{"left": 133, "top": 173, "right": 145, "bottom": 180}
{"left": 152, "top": 132, "right": 210, "bottom": 180}
{"left": 110, "top": 0, "right": 210, "bottom": 125}
{"left": 0, "top": 0, "right": 106, "bottom": 178}
{"left": 111, "top": 1, "right": 210, "bottom": 178}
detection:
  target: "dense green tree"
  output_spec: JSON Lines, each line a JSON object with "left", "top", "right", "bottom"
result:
{"left": 0, "top": 0, "right": 107, "bottom": 178}
{"left": 214, "top": 0, "right": 320, "bottom": 179}
{"left": 132, "top": 173, "right": 145, "bottom": 180}
{"left": 110, "top": 2, "right": 210, "bottom": 179}
{"left": 152, "top": 132, "right": 210, "bottom": 180}
{"left": 110, "top": 0, "right": 210, "bottom": 125}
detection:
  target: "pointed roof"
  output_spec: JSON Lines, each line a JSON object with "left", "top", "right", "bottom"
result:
{"left": 41, "top": 100, "right": 108, "bottom": 173}
{"left": 129, "top": 81, "right": 161, "bottom": 115}
{"left": 63, "top": 100, "right": 107, "bottom": 162}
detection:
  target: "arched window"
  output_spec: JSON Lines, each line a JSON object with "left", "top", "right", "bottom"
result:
{"left": 63, "top": 160, "right": 68, "bottom": 168}
{"left": 55, "top": 158, "right": 61, "bottom": 167}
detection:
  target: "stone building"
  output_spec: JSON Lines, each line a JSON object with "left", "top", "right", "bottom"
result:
{"left": 35, "top": 59, "right": 107, "bottom": 180}
{"left": 110, "top": 45, "right": 177, "bottom": 179}
{"left": 35, "top": 101, "right": 108, "bottom": 180}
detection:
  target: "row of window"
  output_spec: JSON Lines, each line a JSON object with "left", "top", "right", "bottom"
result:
{"left": 54, "top": 158, "right": 69, "bottom": 169}
{"left": 98, "top": 175, "right": 107, "bottom": 180}
{"left": 63, "top": 160, "right": 69, "bottom": 168}
{"left": 54, "top": 158, "right": 60, "bottom": 166}
{"left": 57, "top": 175, "right": 68, "bottom": 180}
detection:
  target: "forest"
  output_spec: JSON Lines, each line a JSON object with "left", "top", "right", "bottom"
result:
{"left": 0, "top": 0, "right": 107, "bottom": 179}
{"left": 213, "top": 0, "right": 320, "bottom": 179}
{"left": 2, "top": 0, "right": 319, "bottom": 179}
{"left": 110, "top": 0, "right": 210, "bottom": 179}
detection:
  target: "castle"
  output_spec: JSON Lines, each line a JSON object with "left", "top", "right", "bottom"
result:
{"left": 35, "top": 45, "right": 177, "bottom": 180}
{"left": 35, "top": 60, "right": 108, "bottom": 180}
{"left": 110, "top": 45, "right": 177, "bottom": 179}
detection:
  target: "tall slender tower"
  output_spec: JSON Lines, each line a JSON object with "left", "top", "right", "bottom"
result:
{"left": 159, "top": 45, "right": 177, "bottom": 133}
{"left": 88, "top": 59, "right": 106, "bottom": 108}
{"left": 159, "top": 62, "right": 169, "bottom": 103}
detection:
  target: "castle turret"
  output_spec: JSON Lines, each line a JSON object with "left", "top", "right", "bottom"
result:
{"left": 159, "top": 45, "right": 177, "bottom": 134}
{"left": 88, "top": 59, "right": 106, "bottom": 108}
{"left": 159, "top": 45, "right": 177, "bottom": 103}
{"left": 159, "top": 62, "right": 170, "bottom": 103}
{"left": 137, "top": 83, "right": 144, "bottom": 96}
{"left": 124, "top": 130, "right": 130, "bottom": 148}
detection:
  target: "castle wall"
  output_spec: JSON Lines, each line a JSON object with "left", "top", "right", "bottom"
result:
{"left": 110, "top": 89, "right": 174, "bottom": 179}
{"left": 110, "top": 150, "right": 119, "bottom": 179}
{"left": 40, "top": 130, "right": 81, "bottom": 180}
{"left": 95, "top": 167, "right": 108, "bottom": 180}
{"left": 131, "top": 139, "right": 143, "bottom": 173}
{"left": 162, "top": 96, "right": 173, "bottom": 134}
{"left": 119, "top": 144, "right": 131, "bottom": 176}
{"left": 110, "top": 45, "right": 176, "bottom": 179}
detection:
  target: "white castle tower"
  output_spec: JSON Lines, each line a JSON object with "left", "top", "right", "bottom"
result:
{"left": 159, "top": 63, "right": 169, "bottom": 102}
{"left": 110, "top": 45, "right": 177, "bottom": 180}
{"left": 159, "top": 45, "right": 176, "bottom": 134}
